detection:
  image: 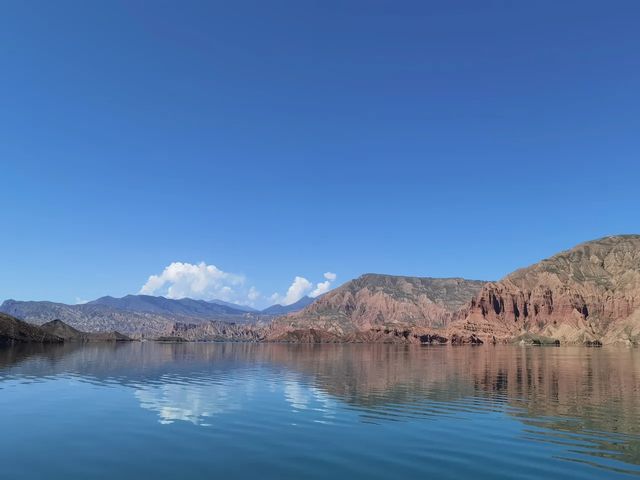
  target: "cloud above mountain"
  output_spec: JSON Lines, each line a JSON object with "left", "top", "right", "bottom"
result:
{"left": 281, "top": 276, "right": 312, "bottom": 305}
{"left": 310, "top": 272, "right": 337, "bottom": 298}
{"left": 139, "top": 262, "right": 246, "bottom": 303}
{"left": 139, "top": 263, "right": 337, "bottom": 308}
{"left": 271, "top": 272, "right": 337, "bottom": 306}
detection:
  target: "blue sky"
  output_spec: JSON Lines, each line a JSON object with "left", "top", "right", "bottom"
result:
{"left": 1, "top": 1, "right": 638, "bottom": 307}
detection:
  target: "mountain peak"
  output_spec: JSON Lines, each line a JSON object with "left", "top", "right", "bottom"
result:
{"left": 261, "top": 296, "right": 315, "bottom": 315}
{"left": 271, "top": 275, "right": 487, "bottom": 337}
{"left": 505, "top": 234, "right": 640, "bottom": 290}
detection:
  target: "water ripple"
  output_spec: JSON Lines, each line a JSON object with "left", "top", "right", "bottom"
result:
{"left": 1, "top": 342, "right": 639, "bottom": 479}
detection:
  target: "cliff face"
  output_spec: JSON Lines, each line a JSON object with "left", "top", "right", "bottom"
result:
{"left": 449, "top": 235, "right": 640, "bottom": 345}
{"left": 161, "top": 321, "right": 268, "bottom": 342}
{"left": 268, "top": 274, "right": 487, "bottom": 340}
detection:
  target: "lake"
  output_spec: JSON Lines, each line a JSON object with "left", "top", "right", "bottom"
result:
{"left": 0, "top": 343, "right": 639, "bottom": 479}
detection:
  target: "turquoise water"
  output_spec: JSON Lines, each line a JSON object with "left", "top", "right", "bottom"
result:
{"left": 0, "top": 343, "right": 639, "bottom": 479}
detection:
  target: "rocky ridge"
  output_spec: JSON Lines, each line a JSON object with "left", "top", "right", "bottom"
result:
{"left": 0, "top": 312, "right": 63, "bottom": 344}
{"left": 39, "top": 319, "right": 131, "bottom": 342}
{"left": 267, "top": 236, "right": 640, "bottom": 345}
{"left": 267, "top": 275, "right": 487, "bottom": 342}
{"left": 448, "top": 235, "right": 640, "bottom": 345}
{"left": 0, "top": 312, "right": 133, "bottom": 344}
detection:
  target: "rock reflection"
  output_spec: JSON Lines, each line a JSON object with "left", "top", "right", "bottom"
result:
{"left": 1, "top": 342, "right": 639, "bottom": 467}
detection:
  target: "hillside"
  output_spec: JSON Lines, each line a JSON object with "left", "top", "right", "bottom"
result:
{"left": 0, "top": 294, "right": 313, "bottom": 339}
{"left": 40, "top": 319, "right": 131, "bottom": 342}
{"left": 87, "top": 295, "right": 252, "bottom": 317}
{"left": 0, "top": 300, "right": 182, "bottom": 337}
{"left": 268, "top": 274, "right": 487, "bottom": 340}
{"left": 0, "top": 312, "right": 63, "bottom": 344}
{"left": 449, "top": 235, "right": 640, "bottom": 345}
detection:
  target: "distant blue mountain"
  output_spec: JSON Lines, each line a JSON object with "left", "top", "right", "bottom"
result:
{"left": 87, "top": 294, "right": 313, "bottom": 316}
{"left": 208, "top": 299, "right": 257, "bottom": 313}
{"left": 87, "top": 294, "right": 251, "bottom": 317}
{"left": 260, "top": 296, "right": 315, "bottom": 315}
{"left": 0, "top": 294, "right": 317, "bottom": 338}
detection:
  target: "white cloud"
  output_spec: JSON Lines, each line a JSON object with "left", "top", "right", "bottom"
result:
{"left": 323, "top": 272, "right": 337, "bottom": 282}
{"left": 271, "top": 272, "right": 337, "bottom": 305}
{"left": 247, "top": 287, "right": 260, "bottom": 302}
{"left": 139, "top": 262, "right": 246, "bottom": 302}
{"left": 140, "top": 262, "right": 337, "bottom": 308}
{"left": 310, "top": 281, "right": 331, "bottom": 297}
{"left": 269, "top": 292, "right": 282, "bottom": 304}
{"left": 282, "top": 276, "right": 312, "bottom": 305}
{"left": 310, "top": 272, "right": 337, "bottom": 298}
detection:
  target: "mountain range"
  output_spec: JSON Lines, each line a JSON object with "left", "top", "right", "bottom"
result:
{"left": 0, "top": 294, "right": 314, "bottom": 339}
{"left": 2, "top": 235, "right": 640, "bottom": 345}
{"left": 268, "top": 235, "right": 640, "bottom": 345}
{"left": 87, "top": 294, "right": 257, "bottom": 316}
{"left": 267, "top": 275, "right": 487, "bottom": 342}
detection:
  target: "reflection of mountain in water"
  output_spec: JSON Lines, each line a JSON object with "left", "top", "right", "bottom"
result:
{"left": 1, "top": 342, "right": 639, "bottom": 466}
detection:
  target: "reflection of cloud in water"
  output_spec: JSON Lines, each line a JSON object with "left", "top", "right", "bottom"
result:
{"left": 283, "top": 375, "right": 337, "bottom": 422}
{"left": 134, "top": 372, "right": 337, "bottom": 427}
{"left": 134, "top": 376, "right": 254, "bottom": 425}
{"left": 284, "top": 379, "right": 311, "bottom": 410}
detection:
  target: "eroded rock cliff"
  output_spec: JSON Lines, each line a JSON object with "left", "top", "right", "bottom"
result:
{"left": 449, "top": 235, "right": 640, "bottom": 344}
{"left": 267, "top": 275, "right": 486, "bottom": 341}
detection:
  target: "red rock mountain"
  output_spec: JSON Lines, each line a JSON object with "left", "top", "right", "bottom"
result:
{"left": 449, "top": 235, "right": 640, "bottom": 345}
{"left": 270, "top": 235, "right": 640, "bottom": 345}
{"left": 268, "top": 274, "right": 487, "bottom": 341}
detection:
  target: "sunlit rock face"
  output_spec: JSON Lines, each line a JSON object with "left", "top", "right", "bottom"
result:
{"left": 450, "top": 235, "right": 640, "bottom": 344}
{"left": 269, "top": 236, "right": 640, "bottom": 345}
{"left": 269, "top": 275, "right": 487, "bottom": 338}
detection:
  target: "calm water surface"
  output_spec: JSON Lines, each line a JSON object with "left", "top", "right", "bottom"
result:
{"left": 0, "top": 343, "right": 639, "bottom": 479}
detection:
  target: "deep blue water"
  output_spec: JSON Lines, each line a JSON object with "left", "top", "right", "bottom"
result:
{"left": 0, "top": 343, "right": 639, "bottom": 479}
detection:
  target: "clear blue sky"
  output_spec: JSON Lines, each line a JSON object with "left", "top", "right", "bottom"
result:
{"left": 1, "top": 1, "right": 638, "bottom": 307}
